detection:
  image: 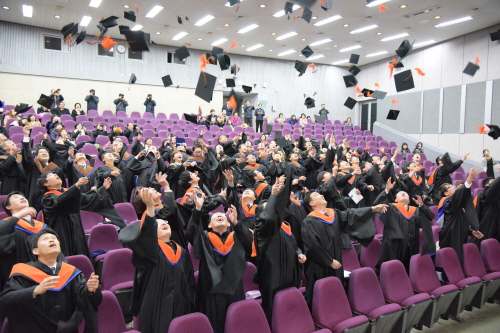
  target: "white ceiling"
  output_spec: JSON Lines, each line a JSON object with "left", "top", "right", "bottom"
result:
{"left": 1, "top": 0, "right": 500, "bottom": 66}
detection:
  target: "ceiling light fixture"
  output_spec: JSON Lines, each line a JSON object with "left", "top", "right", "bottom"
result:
{"left": 366, "top": 51, "right": 388, "bottom": 57}
{"left": 312, "top": 16, "right": 318, "bottom": 19}
{"left": 89, "top": 0, "right": 102, "bottom": 8}
{"left": 259, "top": 4, "right": 266, "bottom": 8}
{"left": 238, "top": 23, "right": 259, "bottom": 34}
{"left": 211, "top": 38, "right": 228, "bottom": 46}
{"left": 22, "top": 5, "right": 33, "bottom": 17}
{"left": 145, "top": 5, "right": 164, "bottom": 18}
{"left": 332, "top": 59, "right": 349, "bottom": 65}
{"left": 350, "top": 24, "right": 379, "bottom": 34}
{"left": 80, "top": 15, "right": 92, "bottom": 26}
{"left": 268, "top": 49, "right": 273, "bottom": 51}
{"left": 307, "top": 54, "right": 325, "bottom": 60}
{"left": 195, "top": 15, "right": 215, "bottom": 26}
{"left": 54, "top": 15, "right": 61, "bottom": 18}
{"left": 247, "top": 44, "right": 264, "bottom": 51}
{"left": 275, "top": 31, "right": 298, "bottom": 40}
{"left": 339, "top": 45, "right": 362, "bottom": 52}
{"left": 131, "top": 25, "right": 143, "bottom": 31}
{"left": 343, "top": 24, "right": 350, "bottom": 27}
{"left": 314, "top": 15, "right": 343, "bottom": 26}
{"left": 224, "top": 23, "right": 230, "bottom": 26}
{"left": 123, "top": 5, "right": 130, "bottom": 9}
{"left": 413, "top": 39, "right": 437, "bottom": 47}
{"left": 273, "top": 4, "right": 300, "bottom": 17}
{"left": 198, "top": 38, "right": 203, "bottom": 40}
{"left": 278, "top": 49, "right": 296, "bottom": 56}
{"left": 435, "top": 16, "right": 473, "bottom": 28}
{"left": 376, "top": 32, "right": 382, "bottom": 35}
{"left": 155, "top": 32, "right": 161, "bottom": 34}
{"left": 434, "top": 16, "right": 441, "bottom": 19}
{"left": 400, "top": 5, "right": 407, "bottom": 8}
{"left": 380, "top": 32, "right": 409, "bottom": 41}
{"left": 271, "top": 32, "right": 277, "bottom": 35}
{"left": 365, "top": 0, "right": 390, "bottom": 8}
{"left": 2, "top": 6, "right": 10, "bottom": 9}
{"left": 310, "top": 38, "right": 332, "bottom": 46}
{"left": 172, "top": 32, "right": 188, "bottom": 40}
{"left": 333, "top": 44, "right": 338, "bottom": 47}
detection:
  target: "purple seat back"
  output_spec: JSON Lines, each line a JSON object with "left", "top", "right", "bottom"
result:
{"left": 463, "top": 243, "right": 487, "bottom": 278}
{"left": 96, "top": 136, "right": 110, "bottom": 147}
{"left": 435, "top": 248, "right": 465, "bottom": 285}
{"left": 76, "top": 115, "right": 89, "bottom": 123}
{"left": 67, "top": 255, "right": 94, "bottom": 279}
{"left": 116, "top": 111, "right": 127, "bottom": 118}
{"left": 88, "top": 224, "right": 121, "bottom": 254}
{"left": 114, "top": 203, "right": 138, "bottom": 225}
{"left": 380, "top": 260, "right": 414, "bottom": 304}
{"left": 81, "top": 144, "right": 99, "bottom": 158}
{"left": 142, "top": 129, "right": 155, "bottom": 138}
{"left": 341, "top": 244, "right": 361, "bottom": 272}
{"left": 481, "top": 239, "right": 500, "bottom": 271}
{"left": 76, "top": 135, "right": 91, "bottom": 144}
{"left": 101, "top": 248, "right": 134, "bottom": 290}
{"left": 130, "top": 111, "right": 141, "bottom": 119}
{"left": 8, "top": 126, "right": 23, "bottom": 136}
{"left": 136, "top": 118, "right": 147, "bottom": 126}
{"left": 98, "top": 291, "right": 129, "bottom": 333}
{"left": 360, "top": 237, "right": 381, "bottom": 271}
{"left": 157, "top": 113, "right": 167, "bottom": 120}
{"left": 409, "top": 254, "right": 446, "bottom": 294}
{"left": 60, "top": 114, "right": 72, "bottom": 122}
{"left": 87, "top": 110, "right": 99, "bottom": 118}
{"left": 272, "top": 287, "right": 317, "bottom": 333}
{"left": 313, "top": 277, "right": 356, "bottom": 329}
{"left": 80, "top": 210, "right": 104, "bottom": 233}
{"left": 348, "top": 267, "right": 386, "bottom": 315}
{"left": 102, "top": 110, "right": 114, "bottom": 118}
{"left": 243, "top": 262, "right": 259, "bottom": 293}
{"left": 225, "top": 300, "right": 272, "bottom": 333}
{"left": 41, "top": 113, "right": 53, "bottom": 124}
{"left": 143, "top": 112, "right": 154, "bottom": 119}
{"left": 167, "top": 313, "right": 213, "bottom": 333}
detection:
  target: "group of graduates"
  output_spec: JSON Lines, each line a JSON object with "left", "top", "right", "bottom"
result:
{"left": 0, "top": 120, "right": 499, "bottom": 333}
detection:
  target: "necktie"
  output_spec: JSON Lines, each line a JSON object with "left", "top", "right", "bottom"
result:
{"left": 324, "top": 211, "right": 329, "bottom": 217}
{"left": 51, "top": 267, "right": 56, "bottom": 275}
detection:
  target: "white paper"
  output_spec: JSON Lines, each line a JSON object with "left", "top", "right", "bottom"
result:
{"left": 348, "top": 188, "right": 363, "bottom": 204}
{"left": 344, "top": 270, "right": 351, "bottom": 278}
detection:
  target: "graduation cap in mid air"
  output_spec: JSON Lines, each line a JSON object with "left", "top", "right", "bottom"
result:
{"left": 184, "top": 114, "right": 198, "bottom": 124}
{"left": 205, "top": 53, "right": 217, "bottom": 65}
{"left": 314, "top": 115, "right": 326, "bottom": 124}
{"left": 212, "top": 46, "right": 225, "bottom": 55}
{"left": 349, "top": 54, "right": 360, "bottom": 64}
{"left": 174, "top": 46, "right": 190, "bottom": 61}
{"left": 14, "top": 103, "right": 31, "bottom": 114}
{"left": 123, "top": 30, "right": 149, "bottom": 52}
{"left": 395, "top": 39, "right": 414, "bottom": 61}
{"left": 99, "top": 16, "right": 119, "bottom": 28}
{"left": 343, "top": 75, "right": 358, "bottom": 88}
{"left": 301, "top": 7, "right": 313, "bottom": 23}
{"left": 463, "top": 62, "right": 480, "bottom": 76}
{"left": 371, "top": 90, "right": 387, "bottom": 99}
{"left": 344, "top": 97, "right": 357, "bottom": 109}
{"left": 361, "top": 88, "right": 374, "bottom": 97}
{"left": 119, "top": 25, "right": 130, "bottom": 34}
{"left": 226, "top": 78, "right": 236, "bottom": 88}
{"left": 124, "top": 11, "right": 136, "bottom": 22}
{"left": 486, "top": 124, "right": 500, "bottom": 140}
{"left": 217, "top": 54, "right": 231, "bottom": 71}
{"left": 301, "top": 46, "right": 314, "bottom": 58}
{"left": 284, "top": 2, "right": 294, "bottom": 15}
{"left": 161, "top": 75, "right": 173, "bottom": 87}
{"left": 349, "top": 65, "right": 361, "bottom": 76}
{"left": 304, "top": 97, "right": 315, "bottom": 109}
{"left": 129, "top": 73, "right": 137, "bottom": 85}
{"left": 75, "top": 29, "right": 86, "bottom": 45}
{"left": 321, "top": 0, "right": 334, "bottom": 11}
{"left": 61, "top": 22, "right": 79, "bottom": 39}
{"left": 490, "top": 29, "right": 500, "bottom": 42}
{"left": 37, "top": 94, "right": 53, "bottom": 109}
{"left": 195, "top": 72, "right": 217, "bottom": 103}
{"left": 231, "top": 64, "right": 239, "bottom": 75}
{"left": 228, "top": 0, "right": 241, "bottom": 6}
{"left": 242, "top": 85, "right": 253, "bottom": 94}
{"left": 386, "top": 110, "right": 400, "bottom": 120}
{"left": 295, "top": 61, "right": 308, "bottom": 77}
{"left": 394, "top": 70, "right": 415, "bottom": 92}
{"left": 394, "top": 61, "right": 404, "bottom": 68}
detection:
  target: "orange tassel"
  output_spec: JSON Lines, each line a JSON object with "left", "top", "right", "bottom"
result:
{"left": 184, "top": 42, "right": 191, "bottom": 46}
{"left": 101, "top": 36, "right": 117, "bottom": 51}
{"left": 313, "top": 91, "right": 318, "bottom": 96}
{"left": 309, "top": 63, "right": 318, "bottom": 73}
{"left": 392, "top": 98, "right": 400, "bottom": 104}
{"left": 374, "top": 83, "right": 380, "bottom": 87}
{"left": 228, "top": 40, "right": 238, "bottom": 50}
{"left": 475, "top": 57, "right": 480, "bottom": 65}
{"left": 477, "top": 126, "right": 488, "bottom": 134}
{"left": 321, "top": 0, "right": 327, "bottom": 4}
{"left": 228, "top": 96, "right": 237, "bottom": 110}
{"left": 199, "top": 54, "right": 210, "bottom": 71}
{"left": 355, "top": 86, "right": 362, "bottom": 95}
{"left": 415, "top": 68, "right": 426, "bottom": 76}
{"left": 367, "top": 91, "right": 372, "bottom": 97}
{"left": 135, "top": 4, "right": 139, "bottom": 13}
{"left": 388, "top": 59, "right": 397, "bottom": 78}
{"left": 379, "top": 4, "right": 388, "bottom": 12}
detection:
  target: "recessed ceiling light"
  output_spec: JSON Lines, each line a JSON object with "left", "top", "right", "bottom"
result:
{"left": 211, "top": 38, "right": 228, "bottom": 46}
{"left": 312, "top": 16, "right": 318, "bottom": 19}
{"left": 310, "top": 38, "right": 332, "bottom": 46}
{"left": 332, "top": 59, "right": 349, "bottom": 65}
{"left": 339, "top": 45, "right": 362, "bottom": 52}
{"left": 413, "top": 40, "right": 437, "bottom": 47}
{"left": 156, "top": 32, "right": 161, "bottom": 34}
{"left": 343, "top": 24, "right": 350, "bottom": 27}
{"left": 80, "top": 15, "right": 92, "bottom": 26}
{"left": 259, "top": 4, "right": 266, "bottom": 8}
{"left": 400, "top": 5, "right": 407, "bottom": 8}
{"left": 380, "top": 32, "right": 409, "bottom": 42}
{"left": 224, "top": 23, "right": 230, "bottom": 26}
{"left": 365, "top": 0, "right": 390, "bottom": 8}
{"left": 275, "top": 32, "right": 298, "bottom": 40}
{"left": 307, "top": 54, "right": 325, "bottom": 60}
{"left": 273, "top": 4, "right": 300, "bottom": 17}
{"left": 22, "top": 5, "right": 33, "bottom": 17}
{"left": 238, "top": 24, "right": 259, "bottom": 34}
{"left": 54, "top": 15, "right": 61, "bottom": 18}
{"left": 350, "top": 24, "right": 379, "bottom": 34}
{"left": 247, "top": 44, "right": 264, "bottom": 51}
{"left": 299, "top": 54, "right": 303, "bottom": 57}
{"left": 435, "top": 16, "right": 473, "bottom": 28}
{"left": 123, "top": 5, "right": 130, "bottom": 9}
{"left": 301, "top": 38, "right": 306, "bottom": 41}
{"left": 366, "top": 51, "right": 388, "bottom": 57}
{"left": 195, "top": 15, "right": 215, "bottom": 26}
{"left": 241, "top": 45, "right": 245, "bottom": 47}
{"left": 89, "top": 0, "right": 103, "bottom": 8}
{"left": 269, "top": 49, "right": 273, "bottom": 51}
{"left": 434, "top": 16, "right": 441, "bottom": 19}
{"left": 131, "top": 25, "right": 143, "bottom": 31}
{"left": 376, "top": 32, "right": 382, "bottom": 35}
{"left": 314, "top": 15, "right": 343, "bottom": 27}
{"left": 198, "top": 38, "right": 203, "bottom": 40}
{"left": 2, "top": 6, "right": 10, "bottom": 9}
{"left": 271, "top": 32, "right": 277, "bottom": 35}
{"left": 277, "top": 49, "right": 296, "bottom": 56}
{"left": 172, "top": 32, "right": 188, "bottom": 40}
{"left": 145, "top": 5, "right": 164, "bottom": 18}
{"left": 333, "top": 44, "right": 338, "bottom": 47}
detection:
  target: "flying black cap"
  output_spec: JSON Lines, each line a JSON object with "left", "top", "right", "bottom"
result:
{"left": 304, "top": 97, "right": 315, "bottom": 109}
{"left": 226, "top": 78, "right": 236, "bottom": 87}
{"left": 99, "top": 16, "right": 119, "bottom": 28}
{"left": 301, "top": 46, "right": 314, "bottom": 58}
{"left": 295, "top": 60, "right": 308, "bottom": 77}
{"left": 371, "top": 90, "right": 387, "bottom": 99}
{"left": 463, "top": 62, "right": 480, "bottom": 76}
{"left": 161, "top": 75, "right": 173, "bottom": 87}
{"left": 349, "top": 65, "right": 361, "bottom": 76}
{"left": 184, "top": 113, "right": 198, "bottom": 124}
{"left": 242, "top": 85, "right": 253, "bottom": 93}
{"left": 14, "top": 103, "right": 31, "bottom": 114}
{"left": 361, "top": 88, "right": 374, "bottom": 97}
{"left": 343, "top": 75, "right": 358, "bottom": 88}
{"left": 395, "top": 39, "right": 414, "bottom": 61}
{"left": 394, "top": 61, "right": 404, "bottom": 68}
{"left": 486, "top": 124, "right": 500, "bottom": 140}
{"left": 37, "top": 94, "right": 53, "bottom": 109}
{"left": 229, "top": 0, "right": 241, "bottom": 6}
{"left": 119, "top": 25, "right": 130, "bottom": 34}
{"left": 231, "top": 64, "right": 238, "bottom": 75}
{"left": 386, "top": 110, "right": 400, "bottom": 120}
{"left": 61, "top": 22, "right": 78, "bottom": 39}
{"left": 129, "top": 73, "right": 137, "bottom": 84}
{"left": 284, "top": 2, "right": 294, "bottom": 14}
{"left": 212, "top": 46, "right": 225, "bottom": 55}
{"left": 344, "top": 97, "right": 357, "bottom": 109}
{"left": 490, "top": 29, "right": 500, "bottom": 42}
{"left": 75, "top": 29, "right": 86, "bottom": 45}
{"left": 217, "top": 54, "right": 231, "bottom": 71}
{"left": 394, "top": 69, "right": 415, "bottom": 92}
{"left": 206, "top": 53, "right": 217, "bottom": 65}
{"left": 302, "top": 6, "right": 313, "bottom": 23}
{"left": 174, "top": 46, "right": 190, "bottom": 61}
{"left": 321, "top": 0, "right": 333, "bottom": 11}
{"left": 349, "top": 54, "right": 360, "bottom": 64}
{"left": 123, "top": 30, "right": 149, "bottom": 52}
{"left": 124, "top": 11, "right": 136, "bottom": 22}
{"left": 195, "top": 72, "right": 217, "bottom": 102}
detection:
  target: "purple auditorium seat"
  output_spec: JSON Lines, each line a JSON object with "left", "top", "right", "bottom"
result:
{"left": 177, "top": 120, "right": 187, "bottom": 127}
{"left": 380, "top": 260, "right": 434, "bottom": 331}
{"left": 66, "top": 255, "right": 94, "bottom": 279}
{"left": 452, "top": 173, "right": 465, "bottom": 182}
{"left": 107, "top": 116, "right": 119, "bottom": 124}
{"left": 225, "top": 300, "right": 271, "bottom": 333}
{"left": 63, "top": 120, "right": 76, "bottom": 129}
{"left": 272, "top": 287, "right": 330, "bottom": 333}
{"left": 93, "top": 115, "right": 105, "bottom": 123}
{"left": 8, "top": 126, "right": 23, "bottom": 136}
{"left": 169, "top": 113, "right": 180, "bottom": 122}
{"left": 114, "top": 203, "right": 138, "bottom": 226}
{"left": 365, "top": 136, "right": 374, "bottom": 142}
{"left": 136, "top": 118, "right": 147, "bottom": 126}
{"left": 151, "top": 137, "right": 162, "bottom": 147}
{"left": 79, "top": 210, "right": 103, "bottom": 234}
{"left": 157, "top": 124, "right": 168, "bottom": 132}
{"left": 81, "top": 144, "right": 98, "bottom": 160}
{"left": 156, "top": 112, "right": 167, "bottom": 121}
{"left": 143, "top": 112, "right": 154, "bottom": 120}
{"left": 95, "top": 135, "right": 110, "bottom": 147}
{"left": 76, "top": 135, "right": 91, "bottom": 145}
{"left": 342, "top": 243, "right": 361, "bottom": 273}
{"left": 31, "top": 126, "right": 47, "bottom": 135}
{"left": 405, "top": 153, "right": 413, "bottom": 161}
{"left": 184, "top": 138, "right": 194, "bottom": 146}
{"left": 348, "top": 268, "right": 403, "bottom": 333}
{"left": 142, "top": 129, "right": 155, "bottom": 138}
{"left": 463, "top": 243, "right": 500, "bottom": 302}
{"left": 99, "top": 291, "right": 140, "bottom": 333}
{"left": 102, "top": 110, "right": 114, "bottom": 119}
{"left": 435, "top": 248, "right": 484, "bottom": 311}
{"left": 87, "top": 109, "right": 99, "bottom": 119}
{"left": 313, "top": 277, "right": 370, "bottom": 333}
{"left": 88, "top": 223, "right": 121, "bottom": 255}
{"left": 5, "top": 118, "right": 17, "bottom": 128}
{"left": 360, "top": 237, "right": 382, "bottom": 272}
{"left": 171, "top": 124, "right": 182, "bottom": 133}
{"left": 142, "top": 123, "right": 154, "bottom": 130}
{"left": 243, "top": 262, "right": 259, "bottom": 294}
{"left": 41, "top": 113, "right": 53, "bottom": 124}
{"left": 116, "top": 111, "right": 127, "bottom": 119}
{"left": 129, "top": 111, "right": 140, "bottom": 119}
{"left": 60, "top": 114, "right": 72, "bottom": 122}
{"left": 481, "top": 239, "right": 500, "bottom": 272}
{"left": 168, "top": 312, "right": 213, "bottom": 333}
{"left": 149, "top": 119, "right": 161, "bottom": 127}
{"left": 354, "top": 130, "right": 363, "bottom": 136}
{"left": 334, "top": 120, "right": 342, "bottom": 125}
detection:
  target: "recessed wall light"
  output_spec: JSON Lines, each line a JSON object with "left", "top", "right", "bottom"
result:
{"left": 271, "top": 32, "right": 277, "bottom": 35}
{"left": 400, "top": 5, "right": 407, "bottom": 8}
{"left": 131, "top": 24, "right": 143, "bottom": 31}
{"left": 247, "top": 44, "right": 264, "bottom": 51}
{"left": 268, "top": 49, "right": 273, "bottom": 51}
{"left": 198, "top": 38, "right": 203, "bottom": 40}
{"left": 301, "top": 38, "right": 306, "bottom": 41}
{"left": 54, "top": 15, "right": 61, "bottom": 18}
{"left": 307, "top": 54, "right": 325, "bottom": 60}
{"left": 365, "top": 0, "right": 390, "bottom": 8}
{"left": 332, "top": 59, "right": 349, "bottom": 65}
{"left": 312, "top": 16, "right": 318, "bottom": 19}
{"left": 333, "top": 44, "right": 338, "bottom": 47}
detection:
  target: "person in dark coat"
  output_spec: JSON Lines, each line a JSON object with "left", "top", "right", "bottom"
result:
{"left": 470, "top": 177, "right": 500, "bottom": 247}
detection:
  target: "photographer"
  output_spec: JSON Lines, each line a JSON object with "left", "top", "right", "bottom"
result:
{"left": 85, "top": 89, "right": 99, "bottom": 111}
{"left": 49, "top": 88, "right": 64, "bottom": 109}
{"left": 124, "top": 122, "right": 139, "bottom": 144}
{"left": 144, "top": 94, "right": 156, "bottom": 116}
{"left": 113, "top": 93, "right": 128, "bottom": 112}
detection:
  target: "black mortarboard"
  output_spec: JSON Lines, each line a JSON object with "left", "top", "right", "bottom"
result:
{"left": 119, "top": 25, "right": 130, "bottom": 34}
{"left": 349, "top": 65, "right": 361, "bottom": 76}
{"left": 349, "top": 54, "right": 360, "bottom": 64}
{"left": 231, "top": 64, "right": 238, "bottom": 75}
{"left": 184, "top": 113, "right": 198, "bottom": 124}
{"left": 99, "top": 16, "right": 119, "bottom": 28}
{"left": 143, "top": 32, "right": 151, "bottom": 45}
{"left": 301, "top": 46, "right": 314, "bottom": 58}
{"left": 129, "top": 73, "right": 137, "bottom": 84}
{"left": 228, "top": 89, "right": 243, "bottom": 116}
{"left": 343, "top": 75, "right": 358, "bottom": 88}
{"left": 486, "top": 124, "right": 500, "bottom": 140}
{"left": 371, "top": 90, "right": 387, "bottom": 99}
{"left": 284, "top": 2, "right": 294, "bottom": 14}
{"left": 226, "top": 78, "right": 236, "bottom": 87}
{"left": 314, "top": 115, "right": 326, "bottom": 124}
{"left": 124, "top": 11, "right": 136, "bottom": 22}
{"left": 177, "top": 16, "right": 183, "bottom": 25}
{"left": 195, "top": 72, "right": 217, "bottom": 102}
{"left": 361, "top": 88, "right": 374, "bottom": 97}
{"left": 295, "top": 60, "right": 308, "bottom": 77}
{"left": 37, "top": 94, "right": 53, "bottom": 109}
{"left": 75, "top": 29, "right": 86, "bottom": 45}
{"left": 321, "top": 0, "right": 333, "bottom": 11}
{"left": 395, "top": 39, "right": 414, "bottom": 61}
{"left": 174, "top": 46, "right": 190, "bottom": 61}
{"left": 394, "top": 69, "right": 415, "bottom": 92}
{"left": 394, "top": 61, "right": 404, "bottom": 68}
{"left": 61, "top": 22, "right": 78, "bottom": 39}
{"left": 206, "top": 53, "right": 217, "bottom": 65}
{"left": 490, "top": 29, "right": 500, "bottom": 42}
{"left": 212, "top": 46, "right": 225, "bottom": 55}
{"left": 123, "top": 31, "right": 150, "bottom": 52}
{"left": 161, "top": 75, "right": 173, "bottom": 87}
{"left": 463, "top": 62, "right": 480, "bottom": 76}
{"left": 229, "top": 0, "right": 241, "bottom": 6}
{"left": 304, "top": 97, "right": 315, "bottom": 109}
{"left": 217, "top": 54, "right": 231, "bottom": 71}
{"left": 301, "top": 7, "right": 313, "bottom": 23}
{"left": 242, "top": 85, "right": 253, "bottom": 94}
{"left": 14, "top": 103, "right": 31, "bottom": 114}
{"left": 344, "top": 97, "right": 357, "bottom": 109}
{"left": 386, "top": 110, "right": 400, "bottom": 120}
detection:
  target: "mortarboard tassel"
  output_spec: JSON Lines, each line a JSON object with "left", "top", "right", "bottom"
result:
{"left": 228, "top": 40, "right": 238, "bottom": 51}
{"left": 374, "top": 83, "right": 380, "bottom": 87}
{"left": 313, "top": 91, "right": 318, "bottom": 96}
{"left": 199, "top": 54, "right": 210, "bottom": 72}
{"left": 391, "top": 98, "right": 400, "bottom": 105}
{"left": 355, "top": 86, "right": 362, "bottom": 95}
{"left": 86, "top": 41, "right": 97, "bottom": 45}
{"left": 101, "top": 36, "right": 116, "bottom": 51}
{"left": 475, "top": 57, "right": 481, "bottom": 65}
{"left": 415, "top": 68, "right": 426, "bottom": 76}
{"left": 388, "top": 59, "right": 397, "bottom": 78}
{"left": 135, "top": 4, "right": 139, "bottom": 13}
{"left": 378, "top": 4, "right": 388, "bottom": 13}
{"left": 309, "top": 63, "right": 318, "bottom": 73}
{"left": 184, "top": 42, "right": 192, "bottom": 46}
{"left": 366, "top": 91, "right": 372, "bottom": 97}
{"left": 477, "top": 126, "right": 488, "bottom": 134}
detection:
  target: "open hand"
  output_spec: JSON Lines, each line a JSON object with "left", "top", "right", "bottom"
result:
{"left": 103, "top": 177, "right": 112, "bottom": 190}
{"left": 33, "top": 276, "right": 60, "bottom": 296}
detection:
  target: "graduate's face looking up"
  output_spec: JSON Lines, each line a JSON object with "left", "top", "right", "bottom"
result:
{"left": 36, "top": 148, "right": 50, "bottom": 162}
{"left": 43, "top": 173, "right": 62, "bottom": 189}
{"left": 209, "top": 212, "right": 230, "bottom": 230}
{"left": 254, "top": 171, "right": 265, "bottom": 182}
{"left": 102, "top": 152, "right": 116, "bottom": 164}
{"left": 113, "top": 139, "right": 123, "bottom": 151}
{"left": 412, "top": 154, "right": 421, "bottom": 163}
{"left": 173, "top": 152, "right": 183, "bottom": 162}
{"left": 350, "top": 156, "right": 359, "bottom": 165}
{"left": 363, "top": 162, "right": 372, "bottom": 171}
{"left": 193, "top": 147, "right": 203, "bottom": 158}
{"left": 290, "top": 153, "right": 298, "bottom": 161}
{"left": 2, "top": 140, "right": 16, "bottom": 151}
{"left": 246, "top": 154, "right": 257, "bottom": 164}
{"left": 6, "top": 194, "right": 29, "bottom": 212}
{"left": 372, "top": 156, "right": 380, "bottom": 164}
{"left": 189, "top": 172, "right": 200, "bottom": 183}
{"left": 340, "top": 161, "right": 350, "bottom": 171}
{"left": 308, "top": 192, "right": 327, "bottom": 209}
{"left": 322, "top": 172, "right": 332, "bottom": 183}
{"left": 408, "top": 162, "right": 417, "bottom": 172}
{"left": 157, "top": 219, "right": 171, "bottom": 240}
{"left": 395, "top": 191, "right": 410, "bottom": 205}
{"left": 239, "top": 145, "right": 247, "bottom": 154}
{"left": 218, "top": 135, "right": 227, "bottom": 143}
{"left": 444, "top": 185, "right": 456, "bottom": 196}
{"left": 305, "top": 142, "right": 312, "bottom": 150}
{"left": 127, "top": 123, "right": 134, "bottom": 130}
{"left": 33, "top": 232, "right": 60, "bottom": 257}
{"left": 242, "top": 188, "right": 257, "bottom": 201}
{"left": 74, "top": 153, "right": 86, "bottom": 164}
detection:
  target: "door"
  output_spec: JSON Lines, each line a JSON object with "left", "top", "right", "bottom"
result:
{"left": 361, "top": 104, "right": 369, "bottom": 131}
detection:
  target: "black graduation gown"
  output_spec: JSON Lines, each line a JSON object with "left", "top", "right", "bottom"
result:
{"left": 0, "top": 153, "right": 27, "bottom": 195}
{"left": 40, "top": 139, "right": 72, "bottom": 169}
{"left": 254, "top": 181, "right": 272, "bottom": 203}
{"left": 119, "top": 215, "right": 195, "bottom": 333}
{"left": 227, "top": 184, "right": 257, "bottom": 230}
{"left": 362, "top": 162, "right": 391, "bottom": 206}
{"left": 0, "top": 261, "right": 101, "bottom": 333}
{"left": 94, "top": 164, "right": 127, "bottom": 204}
{"left": 186, "top": 209, "right": 249, "bottom": 333}
{"left": 127, "top": 153, "right": 167, "bottom": 190}
{"left": 469, "top": 177, "right": 500, "bottom": 247}
{"left": 289, "top": 161, "right": 306, "bottom": 193}
{"left": 399, "top": 173, "right": 425, "bottom": 206}
{"left": 336, "top": 171, "right": 368, "bottom": 208}
{"left": 109, "top": 147, "right": 135, "bottom": 199}
{"left": 301, "top": 207, "right": 375, "bottom": 307}
{"left": 428, "top": 153, "right": 463, "bottom": 201}
{"left": 286, "top": 199, "right": 307, "bottom": 251}
{"left": 166, "top": 163, "right": 186, "bottom": 199}
{"left": 64, "top": 162, "right": 96, "bottom": 193}
{"left": 304, "top": 156, "right": 323, "bottom": 190}
{"left": 80, "top": 187, "right": 126, "bottom": 230}
{"left": 438, "top": 185, "right": 480, "bottom": 266}
{"left": 373, "top": 190, "right": 436, "bottom": 271}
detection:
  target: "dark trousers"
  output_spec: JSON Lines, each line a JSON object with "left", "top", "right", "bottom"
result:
{"left": 256, "top": 120, "right": 263, "bottom": 132}
{"left": 244, "top": 118, "right": 252, "bottom": 127}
